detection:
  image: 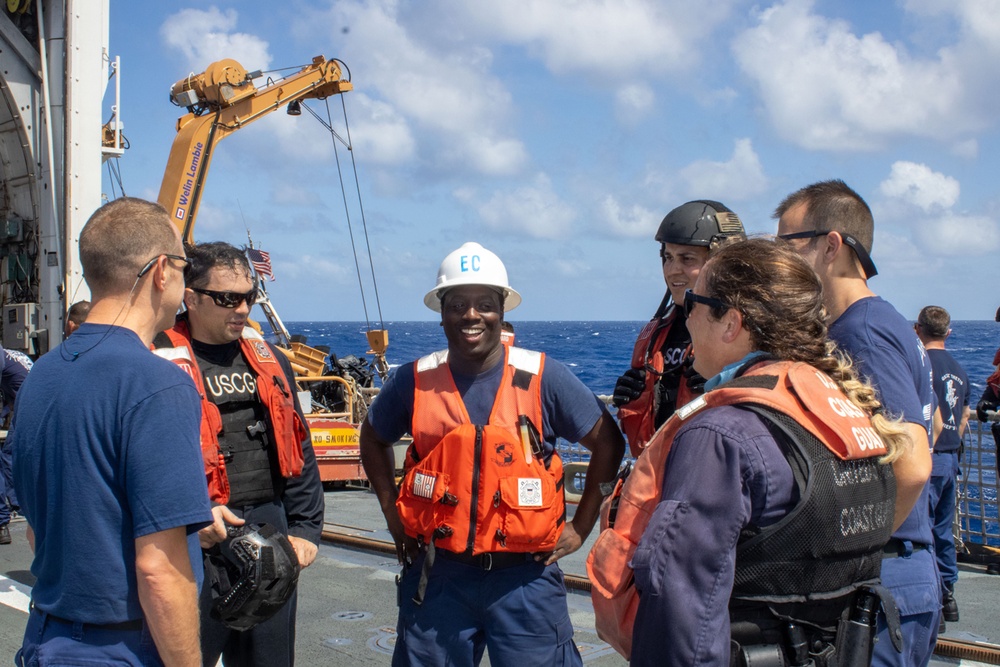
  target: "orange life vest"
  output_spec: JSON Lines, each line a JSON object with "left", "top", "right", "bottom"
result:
{"left": 616, "top": 303, "right": 695, "bottom": 457}
{"left": 153, "top": 321, "right": 307, "bottom": 504}
{"left": 586, "top": 361, "right": 889, "bottom": 659}
{"left": 396, "top": 346, "right": 565, "bottom": 555}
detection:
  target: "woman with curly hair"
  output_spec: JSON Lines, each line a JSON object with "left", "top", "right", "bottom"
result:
{"left": 591, "top": 238, "right": 912, "bottom": 666}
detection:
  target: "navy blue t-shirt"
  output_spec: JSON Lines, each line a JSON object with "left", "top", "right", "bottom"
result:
{"left": 927, "top": 348, "right": 970, "bottom": 453}
{"left": 10, "top": 324, "right": 213, "bottom": 623}
{"left": 828, "top": 297, "right": 938, "bottom": 617}
{"left": 368, "top": 348, "right": 606, "bottom": 449}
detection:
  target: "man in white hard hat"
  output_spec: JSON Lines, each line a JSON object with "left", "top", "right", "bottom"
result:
{"left": 360, "top": 242, "right": 626, "bottom": 667}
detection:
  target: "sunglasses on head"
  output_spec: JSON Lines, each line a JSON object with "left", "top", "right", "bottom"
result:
{"left": 137, "top": 254, "right": 192, "bottom": 278}
{"left": 191, "top": 287, "right": 259, "bottom": 308}
{"left": 683, "top": 289, "right": 730, "bottom": 318}
{"left": 776, "top": 229, "right": 878, "bottom": 278}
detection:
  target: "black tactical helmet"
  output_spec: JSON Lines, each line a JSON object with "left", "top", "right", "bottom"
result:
{"left": 206, "top": 523, "right": 301, "bottom": 631}
{"left": 654, "top": 200, "right": 745, "bottom": 248}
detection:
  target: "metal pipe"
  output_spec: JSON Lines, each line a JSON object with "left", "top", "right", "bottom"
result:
{"left": 36, "top": 0, "right": 64, "bottom": 299}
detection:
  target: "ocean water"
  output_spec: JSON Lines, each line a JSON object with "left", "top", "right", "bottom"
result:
{"left": 286, "top": 319, "right": 1000, "bottom": 398}
{"left": 288, "top": 319, "right": 1000, "bottom": 546}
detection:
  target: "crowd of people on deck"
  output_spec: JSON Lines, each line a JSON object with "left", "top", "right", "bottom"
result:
{"left": 0, "top": 181, "right": 997, "bottom": 667}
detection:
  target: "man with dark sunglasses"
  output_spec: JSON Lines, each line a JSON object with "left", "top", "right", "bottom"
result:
{"left": 612, "top": 200, "right": 745, "bottom": 456}
{"left": 152, "top": 241, "right": 323, "bottom": 667}
{"left": 776, "top": 179, "right": 938, "bottom": 667}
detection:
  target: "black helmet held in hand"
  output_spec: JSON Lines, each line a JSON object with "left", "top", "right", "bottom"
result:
{"left": 655, "top": 200, "right": 745, "bottom": 248}
{"left": 206, "top": 523, "right": 301, "bottom": 631}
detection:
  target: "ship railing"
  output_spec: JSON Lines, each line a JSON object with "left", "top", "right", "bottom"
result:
{"left": 564, "top": 403, "right": 1000, "bottom": 553}
{"left": 957, "top": 418, "right": 999, "bottom": 554}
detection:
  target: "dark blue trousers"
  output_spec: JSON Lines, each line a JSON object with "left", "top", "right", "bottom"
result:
{"left": 392, "top": 552, "right": 581, "bottom": 667}
{"left": 0, "top": 437, "right": 16, "bottom": 525}
{"left": 16, "top": 607, "right": 161, "bottom": 666}
{"left": 929, "top": 451, "right": 960, "bottom": 588}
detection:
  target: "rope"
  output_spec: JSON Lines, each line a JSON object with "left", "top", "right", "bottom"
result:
{"left": 338, "top": 94, "right": 385, "bottom": 330}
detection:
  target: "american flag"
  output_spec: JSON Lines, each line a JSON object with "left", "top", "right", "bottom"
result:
{"left": 246, "top": 248, "right": 275, "bottom": 281}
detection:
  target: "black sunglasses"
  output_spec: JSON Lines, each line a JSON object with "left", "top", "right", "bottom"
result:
{"left": 776, "top": 230, "right": 878, "bottom": 278}
{"left": 683, "top": 289, "right": 730, "bottom": 318}
{"left": 191, "top": 287, "right": 259, "bottom": 308}
{"left": 137, "top": 254, "right": 192, "bottom": 278}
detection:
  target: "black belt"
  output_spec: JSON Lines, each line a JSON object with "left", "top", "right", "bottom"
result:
{"left": 882, "top": 539, "right": 930, "bottom": 559}
{"left": 33, "top": 605, "right": 143, "bottom": 632}
{"left": 436, "top": 549, "right": 535, "bottom": 571}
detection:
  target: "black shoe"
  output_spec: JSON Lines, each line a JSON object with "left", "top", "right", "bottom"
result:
{"left": 942, "top": 590, "right": 959, "bottom": 622}
{"left": 938, "top": 615, "right": 946, "bottom": 636}
{"left": 0, "top": 524, "right": 10, "bottom": 545}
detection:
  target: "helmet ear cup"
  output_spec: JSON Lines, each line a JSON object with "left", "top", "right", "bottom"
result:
{"left": 654, "top": 200, "right": 745, "bottom": 248}
{"left": 207, "top": 523, "right": 301, "bottom": 631}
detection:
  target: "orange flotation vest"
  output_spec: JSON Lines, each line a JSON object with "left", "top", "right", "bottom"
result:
{"left": 616, "top": 300, "right": 696, "bottom": 456}
{"left": 153, "top": 321, "right": 307, "bottom": 504}
{"left": 587, "top": 360, "right": 890, "bottom": 659}
{"left": 396, "top": 346, "right": 565, "bottom": 555}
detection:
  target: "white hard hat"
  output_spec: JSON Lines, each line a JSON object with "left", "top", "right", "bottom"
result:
{"left": 423, "top": 242, "right": 522, "bottom": 312}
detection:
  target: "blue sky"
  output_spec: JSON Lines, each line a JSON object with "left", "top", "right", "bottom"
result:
{"left": 106, "top": 0, "right": 1000, "bottom": 323}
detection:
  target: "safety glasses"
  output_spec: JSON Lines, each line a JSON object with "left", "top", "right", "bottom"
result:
{"left": 776, "top": 230, "right": 878, "bottom": 278}
{"left": 683, "top": 289, "right": 730, "bottom": 318}
{"left": 191, "top": 287, "right": 259, "bottom": 309}
{"left": 136, "top": 254, "right": 192, "bottom": 278}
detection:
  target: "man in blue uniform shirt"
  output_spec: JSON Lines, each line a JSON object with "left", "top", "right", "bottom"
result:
{"left": 915, "top": 305, "right": 969, "bottom": 629}
{"left": 10, "top": 197, "right": 214, "bottom": 666}
{"left": 360, "top": 242, "right": 625, "bottom": 667}
{"left": 777, "top": 180, "right": 937, "bottom": 666}
{"left": 0, "top": 346, "right": 30, "bottom": 545}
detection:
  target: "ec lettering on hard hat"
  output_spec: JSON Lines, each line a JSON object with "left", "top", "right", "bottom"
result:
{"left": 424, "top": 242, "right": 522, "bottom": 313}
{"left": 460, "top": 254, "right": 481, "bottom": 273}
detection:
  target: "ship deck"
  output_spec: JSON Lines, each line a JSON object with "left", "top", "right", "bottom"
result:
{"left": 2, "top": 486, "right": 998, "bottom": 665}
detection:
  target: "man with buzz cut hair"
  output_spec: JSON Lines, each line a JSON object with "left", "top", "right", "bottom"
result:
{"left": 152, "top": 240, "right": 323, "bottom": 667}
{"left": 65, "top": 299, "right": 92, "bottom": 337}
{"left": 776, "top": 179, "right": 938, "bottom": 667}
{"left": 914, "top": 305, "right": 969, "bottom": 632}
{"left": 11, "top": 197, "right": 214, "bottom": 666}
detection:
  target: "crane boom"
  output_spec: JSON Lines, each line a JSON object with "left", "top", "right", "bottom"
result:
{"left": 157, "top": 55, "right": 352, "bottom": 243}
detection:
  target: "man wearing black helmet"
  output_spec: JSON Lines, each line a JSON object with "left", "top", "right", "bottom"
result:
{"left": 613, "top": 200, "right": 746, "bottom": 455}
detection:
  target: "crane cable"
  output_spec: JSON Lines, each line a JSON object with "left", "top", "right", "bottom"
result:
{"left": 299, "top": 97, "right": 385, "bottom": 334}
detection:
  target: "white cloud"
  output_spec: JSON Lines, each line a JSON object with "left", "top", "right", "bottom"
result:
{"left": 879, "top": 161, "right": 959, "bottom": 212}
{"left": 876, "top": 162, "right": 998, "bottom": 257}
{"left": 600, "top": 195, "right": 658, "bottom": 238}
{"left": 160, "top": 8, "right": 271, "bottom": 74}
{"left": 314, "top": 1, "right": 527, "bottom": 176}
{"left": 951, "top": 139, "right": 978, "bottom": 159}
{"left": 615, "top": 84, "right": 656, "bottom": 125}
{"left": 344, "top": 94, "right": 417, "bottom": 166}
{"left": 447, "top": 0, "right": 740, "bottom": 78}
{"left": 474, "top": 174, "right": 576, "bottom": 239}
{"left": 270, "top": 184, "right": 324, "bottom": 208}
{"left": 679, "top": 139, "right": 767, "bottom": 200}
{"left": 915, "top": 212, "right": 1000, "bottom": 256}
{"left": 553, "top": 258, "right": 590, "bottom": 277}
{"left": 733, "top": 0, "right": 989, "bottom": 151}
